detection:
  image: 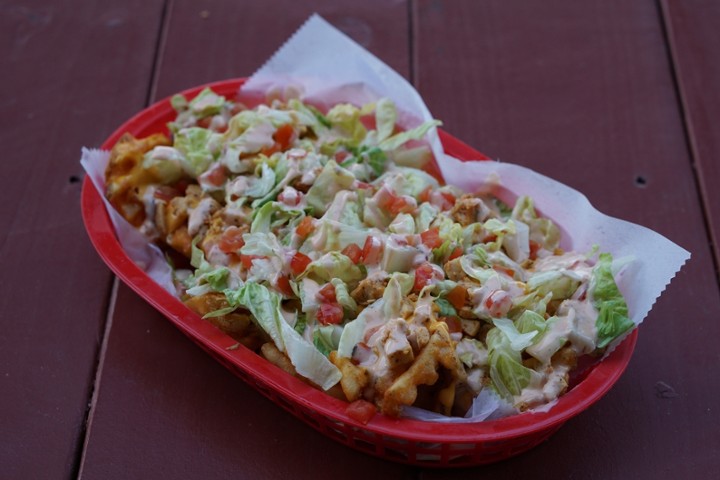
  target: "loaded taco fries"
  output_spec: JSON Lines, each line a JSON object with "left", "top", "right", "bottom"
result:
{"left": 105, "top": 87, "right": 634, "bottom": 420}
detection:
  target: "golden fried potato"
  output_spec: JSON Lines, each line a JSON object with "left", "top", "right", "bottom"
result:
{"left": 105, "top": 132, "right": 171, "bottom": 227}
{"left": 261, "top": 342, "right": 296, "bottom": 376}
{"left": 329, "top": 351, "right": 369, "bottom": 402}
{"left": 184, "top": 292, "right": 268, "bottom": 350}
{"left": 379, "top": 323, "right": 466, "bottom": 416}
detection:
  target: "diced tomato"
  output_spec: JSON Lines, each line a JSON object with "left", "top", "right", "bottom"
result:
{"left": 389, "top": 195, "right": 412, "bottom": 215}
{"left": 418, "top": 186, "right": 432, "bottom": 203}
{"left": 317, "top": 303, "right": 344, "bottom": 325}
{"left": 217, "top": 226, "right": 245, "bottom": 254}
{"left": 441, "top": 316, "right": 463, "bottom": 334}
{"left": 296, "top": 216, "right": 315, "bottom": 238}
{"left": 240, "top": 254, "right": 265, "bottom": 270}
{"left": 445, "top": 285, "right": 467, "bottom": 311}
{"left": 482, "top": 234, "right": 498, "bottom": 244}
{"left": 334, "top": 150, "right": 350, "bottom": 164}
{"left": 413, "top": 262, "right": 442, "bottom": 292}
{"left": 276, "top": 275, "right": 294, "bottom": 297}
{"left": 449, "top": 246, "right": 464, "bottom": 261}
{"left": 493, "top": 265, "right": 516, "bottom": 278}
{"left": 200, "top": 164, "right": 228, "bottom": 187}
{"left": 420, "top": 227, "right": 443, "bottom": 249}
{"left": 196, "top": 116, "right": 212, "bottom": 128}
{"left": 377, "top": 189, "right": 414, "bottom": 215}
{"left": 440, "top": 191, "right": 457, "bottom": 206}
{"left": 273, "top": 123, "right": 295, "bottom": 151}
{"left": 529, "top": 240, "right": 541, "bottom": 260}
{"left": 341, "top": 243, "right": 362, "bottom": 264}
{"left": 361, "top": 236, "right": 383, "bottom": 265}
{"left": 260, "top": 144, "right": 281, "bottom": 157}
{"left": 316, "top": 283, "right": 337, "bottom": 303}
{"left": 290, "top": 251, "right": 312, "bottom": 276}
{"left": 345, "top": 399, "right": 377, "bottom": 425}
{"left": 153, "top": 186, "right": 181, "bottom": 202}
{"left": 430, "top": 190, "right": 455, "bottom": 211}
{"left": 485, "top": 290, "right": 512, "bottom": 317}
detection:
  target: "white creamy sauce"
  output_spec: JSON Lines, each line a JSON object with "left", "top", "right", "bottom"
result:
{"left": 187, "top": 197, "right": 217, "bottom": 236}
{"left": 234, "top": 120, "right": 275, "bottom": 154}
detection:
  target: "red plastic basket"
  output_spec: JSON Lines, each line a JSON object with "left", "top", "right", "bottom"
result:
{"left": 81, "top": 78, "right": 637, "bottom": 467}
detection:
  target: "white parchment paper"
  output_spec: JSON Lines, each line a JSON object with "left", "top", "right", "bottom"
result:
{"left": 81, "top": 14, "right": 690, "bottom": 423}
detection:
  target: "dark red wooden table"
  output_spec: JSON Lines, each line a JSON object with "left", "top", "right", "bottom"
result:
{"left": 3, "top": 1, "right": 719, "bottom": 478}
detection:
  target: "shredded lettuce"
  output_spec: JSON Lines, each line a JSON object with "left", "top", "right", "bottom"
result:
{"left": 382, "top": 273, "right": 413, "bottom": 319}
{"left": 189, "top": 87, "right": 226, "bottom": 117}
{"left": 378, "top": 119, "right": 441, "bottom": 151}
{"left": 226, "top": 282, "right": 341, "bottom": 390}
{"left": 590, "top": 253, "right": 634, "bottom": 348}
{"left": 174, "top": 127, "right": 217, "bottom": 177}
{"left": 298, "top": 252, "right": 364, "bottom": 285}
{"left": 486, "top": 328, "right": 540, "bottom": 399}
{"left": 305, "top": 160, "right": 356, "bottom": 215}
{"left": 331, "top": 278, "right": 358, "bottom": 317}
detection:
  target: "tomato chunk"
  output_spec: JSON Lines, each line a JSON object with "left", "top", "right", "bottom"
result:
{"left": 361, "top": 236, "right": 383, "bottom": 265}
{"left": 153, "top": 186, "right": 181, "bottom": 202}
{"left": 290, "top": 252, "right": 312, "bottom": 276}
{"left": 529, "top": 240, "right": 541, "bottom": 260}
{"left": 317, "top": 303, "right": 344, "bottom": 325}
{"left": 296, "top": 216, "right": 315, "bottom": 238}
{"left": 273, "top": 123, "right": 295, "bottom": 150}
{"left": 334, "top": 150, "right": 350, "bottom": 164}
{"left": 240, "top": 254, "right": 265, "bottom": 270}
{"left": 276, "top": 275, "right": 294, "bottom": 297}
{"left": 387, "top": 195, "right": 412, "bottom": 215}
{"left": 217, "top": 226, "right": 245, "bottom": 254}
{"left": 205, "top": 164, "right": 228, "bottom": 187}
{"left": 418, "top": 186, "right": 432, "bottom": 203}
{"left": 440, "top": 191, "right": 457, "bottom": 206}
{"left": 316, "top": 283, "right": 337, "bottom": 303}
{"left": 413, "top": 262, "right": 442, "bottom": 292}
{"left": 346, "top": 399, "right": 377, "bottom": 425}
{"left": 341, "top": 243, "right": 362, "bottom": 264}
{"left": 449, "top": 246, "right": 464, "bottom": 261}
{"left": 420, "top": 227, "right": 443, "bottom": 249}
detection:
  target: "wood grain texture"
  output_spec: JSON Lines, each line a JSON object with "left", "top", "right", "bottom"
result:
{"left": 79, "top": 1, "right": 417, "bottom": 478}
{"left": 414, "top": 0, "right": 720, "bottom": 477}
{"left": 0, "top": 1, "right": 165, "bottom": 477}
{"left": 152, "top": 0, "right": 411, "bottom": 98}
{"left": 661, "top": 0, "right": 720, "bottom": 270}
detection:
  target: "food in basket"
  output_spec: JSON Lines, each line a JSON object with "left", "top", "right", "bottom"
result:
{"left": 104, "top": 87, "right": 635, "bottom": 419}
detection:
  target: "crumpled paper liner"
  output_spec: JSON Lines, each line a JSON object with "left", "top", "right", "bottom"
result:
{"left": 80, "top": 14, "right": 690, "bottom": 423}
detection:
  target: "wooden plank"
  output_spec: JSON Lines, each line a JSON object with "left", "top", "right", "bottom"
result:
{"left": 0, "top": 0, "right": 166, "bottom": 477}
{"left": 79, "top": 1, "right": 417, "bottom": 477}
{"left": 152, "top": 0, "right": 411, "bottom": 97}
{"left": 414, "top": 0, "right": 720, "bottom": 476}
{"left": 661, "top": 0, "right": 720, "bottom": 268}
